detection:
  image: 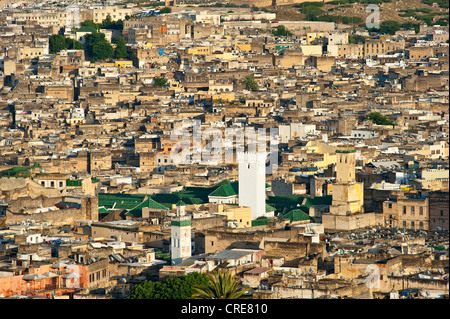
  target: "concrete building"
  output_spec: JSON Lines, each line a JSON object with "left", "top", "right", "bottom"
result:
{"left": 238, "top": 152, "right": 267, "bottom": 220}
{"left": 171, "top": 208, "right": 192, "bottom": 265}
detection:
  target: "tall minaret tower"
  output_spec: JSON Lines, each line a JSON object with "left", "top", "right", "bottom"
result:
{"left": 170, "top": 202, "right": 191, "bottom": 265}
{"left": 238, "top": 152, "right": 267, "bottom": 220}
{"left": 329, "top": 148, "right": 364, "bottom": 216}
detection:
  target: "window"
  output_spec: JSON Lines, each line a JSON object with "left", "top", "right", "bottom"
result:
{"left": 403, "top": 206, "right": 407, "bottom": 215}
{"left": 403, "top": 221, "right": 407, "bottom": 228}
{"left": 441, "top": 210, "right": 444, "bottom": 217}
{"left": 419, "top": 222, "right": 423, "bottom": 229}
{"left": 411, "top": 221, "right": 415, "bottom": 229}
{"left": 411, "top": 206, "right": 415, "bottom": 215}
{"left": 419, "top": 207, "right": 423, "bottom": 215}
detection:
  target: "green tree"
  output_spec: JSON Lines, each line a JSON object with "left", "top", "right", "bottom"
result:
{"left": 191, "top": 270, "right": 250, "bottom": 299}
{"left": 49, "top": 35, "right": 68, "bottom": 54}
{"left": 160, "top": 7, "right": 172, "bottom": 14}
{"left": 80, "top": 20, "right": 100, "bottom": 31}
{"left": 243, "top": 75, "right": 258, "bottom": 92}
{"left": 128, "top": 272, "right": 209, "bottom": 299}
{"left": 113, "top": 36, "right": 128, "bottom": 59}
{"left": 153, "top": 76, "right": 168, "bottom": 87}
{"left": 100, "top": 15, "right": 124, "bottom": 30}
{"left": 349, "top": 34, "right": 366, "bottom": 44}
{"left": 49, "top": 35, "right": 83, "bottom": 53}
{"left": 84, "top": 32, "right": 114, "bottom": 62}
{"left": 65, "top": 37, "right": 84, "bottom": 50}
{"left": 271, "top": 25, "right": 293, "bottom": 37}
{"left": 367, "top": 112, "right": 396, "bottom": 126}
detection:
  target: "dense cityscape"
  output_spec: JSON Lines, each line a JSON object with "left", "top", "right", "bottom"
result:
{"left": 0, "top": 0, "right": 448, "bottom": 302}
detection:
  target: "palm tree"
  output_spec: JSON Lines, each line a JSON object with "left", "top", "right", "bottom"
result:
{"left": 243, "top": 75, "right": 259, "bottom": 92}
{"left": 191, "top": 270, "right": 250, "bottom": 299}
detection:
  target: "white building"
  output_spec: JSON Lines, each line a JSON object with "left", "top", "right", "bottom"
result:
{"left": 171, "top": 211, "right": 192, "bottom": 266}
{"left": 351, "top": 129, "right": 378, "bottom": 139}
{"left": 238, "top": 152, "right": 266, "bottom": 220}
{"left": 279, "top": 123, "right": 317, "bottom": 143}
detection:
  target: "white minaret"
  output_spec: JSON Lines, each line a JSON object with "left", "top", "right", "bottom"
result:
{"left": 171, "top": 203, "right": 191, "bottom": 265}
{"left": 238, "top": 151, "right": 267, "bottom": 220}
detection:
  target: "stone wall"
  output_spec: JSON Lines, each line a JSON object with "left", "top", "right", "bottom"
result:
{"left": 322, "top": 212, "right": 383, "bottom": 232}
{"left": 200, "top": 228, "right": 310, "bottom": 254}
{"left": 263, "top": 241, "right": 326, "bottom": 267}
{"left": 5, "top": 207, "right": 85, "bottom": 226}
{"left": 389, "top": 276, "right": 449, "bottom": 292}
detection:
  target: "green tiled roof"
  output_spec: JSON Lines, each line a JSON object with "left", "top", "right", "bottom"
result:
{"left": 302, "top": 196, "right": 332, "bottom": 208}
{"left": 98, "top": 193, "right": 168, "bottom": 218}
{"left": 66, "top": 179, "right": 82, "bottom": 187}
{"left": 267, "top": 195, "right": 332, "bottom": 213}
{"left": 280, "top": 209, "right": 313, "bottom": 223}
{"left": 208, "top": 180, "right": 238, "bottom": 198}
{"left": 266, "top": 203, "right": 275, "bottom": 212}
{"left": 176, "top": 200, "right": 187, "bottom": 207}
{"left": 77, "top": 25, "right": 97, "bottom": 33}
{"left": 126, "top": 197, "right": 169, "bottom": 217}
{"left": 252, "top": 217, "right": 270, "bottom": 227}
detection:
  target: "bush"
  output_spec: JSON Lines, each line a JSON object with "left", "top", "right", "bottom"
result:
{"left": 160, "top": 7, "right": 172, "bottom": 14}
{"left": 422, "top": 0, "right": 449, "bottom": 9}
{"left": 349, "top": 34, "right": 366, "bottom": 44}
{"left": 153, "top": 76, "right": 168, "bottom": 87}
{"left": 367, "top": 112, "right": 396, "bottom": 126}
{"left": 128, "top": 272, "right": 209, "bottom": 299}
{"left": 271, "top": 25, "right": 293, "bottom": 37}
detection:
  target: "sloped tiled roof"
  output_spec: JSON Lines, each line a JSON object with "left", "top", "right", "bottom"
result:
{"left": 280, "top": 209, "right": 313, "bottom": 223}
{"left": 208, "top": 180, "right": 238, "bottom": 197}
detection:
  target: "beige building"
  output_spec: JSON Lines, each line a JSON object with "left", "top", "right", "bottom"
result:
{"left": 364, "top": 38, "right": 404, "bottom": 57}
{"left": 323, "top": 149, "right": 382, "bottom": 231}
{"left": 91, "top": 6, "right": 135, "bottom": 24}
{"left": 383, "top": 197, "right": 430, "bottom": 230}
{"left": 329, "top": 149, "right": 364, "bottom": 216}
{"left": 211, "top": 204, "right": 252, "bottom": 229}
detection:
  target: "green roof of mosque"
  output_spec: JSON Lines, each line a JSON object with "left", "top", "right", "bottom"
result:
{"left": 302, "top": 196, "right": 332, "bottom": 207}
{"left": 77, "top": 25, "right": 97, "bottom": 33}
{"left": 125, "top": 197, "right": 168, "bottom": 217}
{"left": 175, "top": 200, "right": 187, "bottom": 207}
{"left": 98, "top": 193, "right": 168, "bottom": 217}
{"left": 208, "top": 180, "right": 238, "bottom": 198}
{"left": 266, "top": 195, "right": 332, "bottom": 213}
{"left": 252, "top": 217, "right": 270, "bottom": 227}
{"left": 280, "top": 209, "right": 313, "bottom": 223}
